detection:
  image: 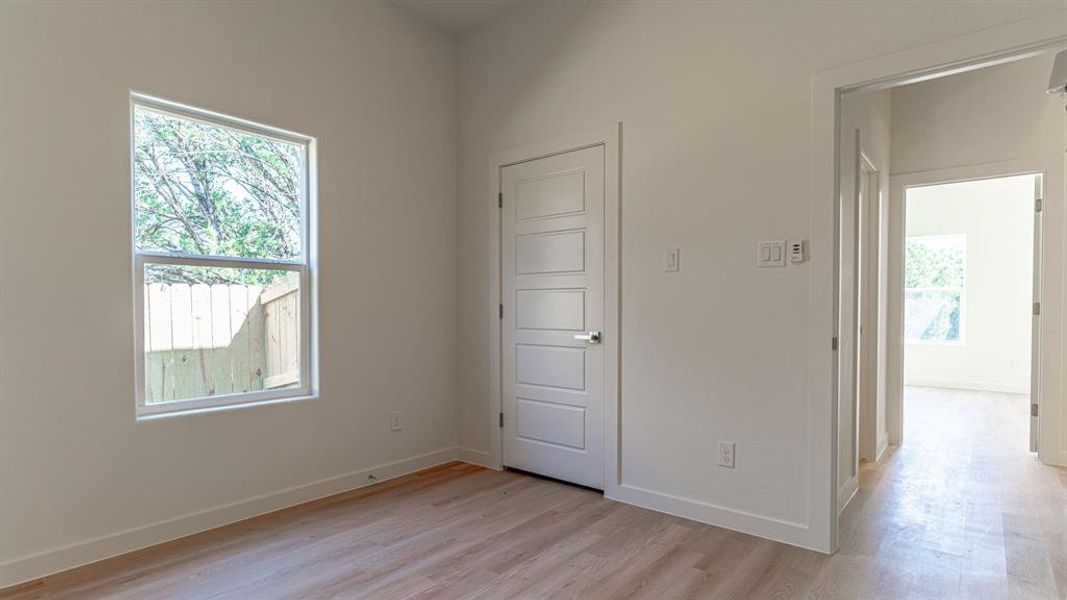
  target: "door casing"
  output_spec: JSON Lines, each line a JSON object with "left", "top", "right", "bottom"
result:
{"left": 816, "top": 18, "right": 1067, "bottom": 553}
{"left": 487, "top": 124, "right": 622, "bottom": 493}
{"left": 887, "top": 165, "right": 1045, "bottom": 447}
{"left": 858, "top": 152, "right": 884, "bottom": 464}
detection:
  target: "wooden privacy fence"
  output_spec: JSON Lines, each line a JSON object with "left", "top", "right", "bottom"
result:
{"left": 144, "top": 273, "right": 300, "bottom": 404}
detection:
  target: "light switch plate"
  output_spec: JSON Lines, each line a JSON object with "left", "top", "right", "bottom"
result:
{"left": 757, "top": 241, "right": 787, "bottom": 268}
{"left": 665, "top": 248, "right": 680, "bottom": 272}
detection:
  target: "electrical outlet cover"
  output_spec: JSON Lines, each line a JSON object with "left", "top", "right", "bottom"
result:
{"left": 717, "top": 441, "right": 736, "bottom": 468}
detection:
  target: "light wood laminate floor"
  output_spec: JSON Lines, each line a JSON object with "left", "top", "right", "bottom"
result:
{"left": 3, "top": 387, "right": 1064, "bottom": 599}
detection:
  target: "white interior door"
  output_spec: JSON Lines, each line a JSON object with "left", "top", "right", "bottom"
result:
{"left": 500, "top": 145, "right": 605, "bottom": 489}
{"left": 1031, "top": 174, "right": 1043, "bottom": 452}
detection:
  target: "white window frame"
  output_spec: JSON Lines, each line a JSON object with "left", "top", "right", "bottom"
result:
{"left": 131, "top": 93, "right": 317, "bottom": 418}
{"left": 904, "top": 233, "right": 966, "bottom": 346}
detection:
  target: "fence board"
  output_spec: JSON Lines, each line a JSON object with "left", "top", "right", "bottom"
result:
{"left": 263, "top": 275, "right": 300, "bottom": 389}
{"left": 143, "top": 281, "right": 294, "bottom": 404}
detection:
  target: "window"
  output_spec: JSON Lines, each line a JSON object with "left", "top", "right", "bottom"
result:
{"left": 904, "top": 234, "right": 965, "bottom": 343}
{"left": 132, "top": 94, "right": 314, "bottom": 416}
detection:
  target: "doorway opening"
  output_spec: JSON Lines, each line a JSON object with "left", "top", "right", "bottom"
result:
{"left": 837, "top": 53, "right": 1062, "bottom": 493}
{"left": 902, "top": 174, "right": 1040, "bottom": 456}
{"left": 831, "top": 43, "right": 1067, "bottom": 577}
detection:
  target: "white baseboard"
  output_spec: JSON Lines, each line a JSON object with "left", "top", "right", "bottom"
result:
{"left": 905, "top": 378, "right": 1028, "bottom": 395}
{"left": 607, "top": 484, "right": 821, "bottom": 553}
{"left": 837, "top": 476, "right": 859, "bottom": 514}
{"left": 458, "top": 450, "right": 822, "bottom": 551}
{"left": 456, "top": 446, "right": 495, "bottom": 469}
{"left": 0, "top": 447, "right": 458, "bottom": 590}
{"left": 875, "top": 433, "right": 889, "bottom": 463}
{"left": 3, "top": 446, "right": 834, "bottom": 588}
{"left": 1053, "top": 450, "right": 1067, "bottom": 468}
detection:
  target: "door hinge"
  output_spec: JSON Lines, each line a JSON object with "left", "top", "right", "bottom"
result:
{"left": 498, "top": 192, "right": 503, "bottom": 208}
{"left": 1031, "top": 403, "right": 1039, "bottom": 418}
{"left": 1034, "top": 302, "right": 1041, "bottom": 316}
{"left": 832, "top": 336, "right": 839, "bottom": 351}
{"left": 499, "top": 304, "right": 504, "bottom": 319}
{"left": 1036, "top": 197, "right": 1043, "bottom": 213}
{"left": 499, "top": 412, "right": 504, "bottom": 428}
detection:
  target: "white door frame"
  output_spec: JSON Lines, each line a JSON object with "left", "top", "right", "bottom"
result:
{"left": 487, "top": 123, "right": 622, "bottom": 493}
{"left": 814, "top": 17, "right": 1067, "bottom": 552}
{"left": 857, "top": 150, "right": 882, "bottom": 464}
{"left": 888, "top": 163, "right": 1047, "bottom": 445}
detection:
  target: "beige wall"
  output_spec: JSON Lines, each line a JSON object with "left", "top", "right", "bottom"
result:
{"left": 892, "top": 55, "right": 1064, "bottom": 176}
{"left": 0, "top": 0, "right": 459, "bottom": 586}
{"left": 3, "top": 0, "right": 1066, "bottom": 582}
{"left": 456, "top": 0, "right": 1067, "bottom": 547}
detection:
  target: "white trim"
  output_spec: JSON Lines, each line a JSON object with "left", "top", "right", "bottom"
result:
{"left": 875, "top": 434, "right": 890, "bottom": 463}
{"left": 0, "top": 447, "right": 457, "bottom": 590}
{"left": 131, "top": 92, "right": 312, "bottom": 146}
{"left": 135, "top": 251, "right": 304, "bottom": 269}
{"left": 904, "top": 379, "right": 1029, "bottom": 395}
{"left": 857, "top": 148, "right": 884, "bottom": 465}
{"left": 136, "top": 393, "right": 318, "bottom": 421}
{"left": 486, "top": 124, "right": 622, "bottom": 485}
{"left": 457, "top": 446, "right": 494, "bottom": 468}
{"left": 814, "top": 16, "right": 1067, "bottom": 553}
{"left": 130, "top": 93, "right": 318, "bottom": 419}
{"left": 837, "top": 476, "right": 859, "bottom": 514}
{"left": 609, "top": 484, "right": 821, "bottom": 553}
{"left": 136, "top": 388, "right": 315, "bottom": 418}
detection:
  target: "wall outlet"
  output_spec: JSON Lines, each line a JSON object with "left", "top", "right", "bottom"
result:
{"left": 665, "top": 247, "right": 680, "bottom": 272}
{"left": 389, "top": 412, "right": 402, "bottom": 432}
{"left": 717, "top": 441, "right": 736, "bottom": 469}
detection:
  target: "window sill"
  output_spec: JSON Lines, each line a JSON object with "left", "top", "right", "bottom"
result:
{"left": 137, "top": 392, "right": 318, "bottom": 421}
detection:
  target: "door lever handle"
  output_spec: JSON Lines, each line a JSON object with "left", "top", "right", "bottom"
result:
{"left": 574, "top": 331, "right": 602, "bottom": 343}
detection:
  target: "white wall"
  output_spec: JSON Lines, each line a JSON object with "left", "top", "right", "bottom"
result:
{"left": 904, "top": 177, "right": 1035, "bottom": 393}
{"left": 890, "top": 55, "right": 1067, "bottom": 464}
{"left": 0, "top": 0, "right": 458, "bottom": 587}
{"left": 892, "top": 56, "right": 1065, "bottom": 176}
{"left": 456, "top": 0, "right": 1067, "bottom": 550}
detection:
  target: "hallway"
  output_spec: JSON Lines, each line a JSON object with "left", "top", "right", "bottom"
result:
{"left": 837, "top": 386, "right": 1065, "bottom": 598}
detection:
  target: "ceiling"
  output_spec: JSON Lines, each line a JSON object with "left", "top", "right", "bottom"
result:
{"left": 391, "top": 0, "right": 524, "bottom": 35}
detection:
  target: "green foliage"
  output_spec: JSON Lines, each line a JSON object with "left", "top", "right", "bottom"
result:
{"left": 905, "top": 290, "right": 962, "bottom": 342}
{"left": 134, "top": 107, "right": 301, "bottom": 285}
{"left": 904, "top": 236, "right": 965, "bottom": 342}
{"left": 904, "top": 236, "right": 965, "bottom": 289}
{"left": 144, "top": 264, "right": 289, "bottom": 290}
